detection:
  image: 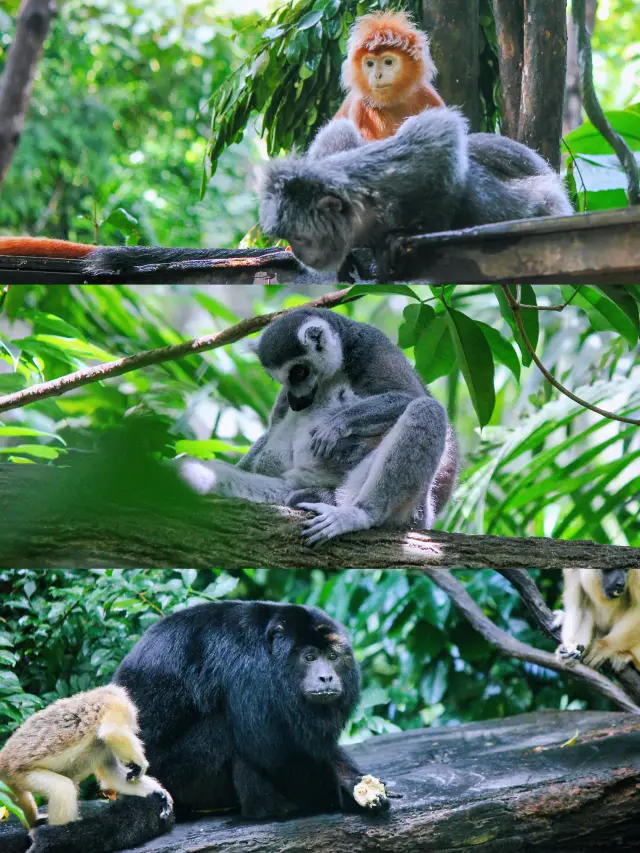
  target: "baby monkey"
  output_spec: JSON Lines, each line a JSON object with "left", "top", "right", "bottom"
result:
{"left": 0, "top": 684, "right": 170, "bottom": 827}
{"left": 556, "top": 568, "right": 640, "bottom": 671}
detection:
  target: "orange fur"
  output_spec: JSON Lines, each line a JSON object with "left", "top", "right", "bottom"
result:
{"left": 334, "top": 11, "right": 444, "bottom": 141}
{"left": 0, "top": 237, "right": 96, "bottom": 259}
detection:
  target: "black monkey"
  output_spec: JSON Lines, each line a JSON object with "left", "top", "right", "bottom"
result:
{"left": 112, "top": 601, "right": 388, "bottom": 819}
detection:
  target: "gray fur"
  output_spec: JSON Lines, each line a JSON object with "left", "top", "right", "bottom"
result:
{"left": 259, "top": 107, "right": 573, "bottom": 275}
{"left": 179, "top": 308, "right": 458, "bottom": 546}
{"left": 307, "top": 118, "right": 364, "bottom": 159}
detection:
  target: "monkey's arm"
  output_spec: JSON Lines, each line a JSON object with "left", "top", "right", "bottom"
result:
{"left": 309, "top": 392, "right": 416, "bottom": 458}
{"left": 557, "top": 572, "right": 594, "bottom": 663}
{"left": 418, "top": 82, "right": 445, "bottom": 109}
{"left": 333, "top": 748, "right": 389, "bottom": 812}
{"left": 97, "top": 713, "right": 147, "bottom": 777}
{"left": 333, "top": 95, "right": 352, "bottom": 120}
{"left": 584, "top": 608, "right": 640, "bottom": 670}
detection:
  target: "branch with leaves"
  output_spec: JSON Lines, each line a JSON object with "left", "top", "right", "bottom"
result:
{"left": 0, "top": 287, "right": 353, "bottom": 414}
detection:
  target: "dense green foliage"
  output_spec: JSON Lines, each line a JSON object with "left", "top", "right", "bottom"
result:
{"left": 1, "top": 284, "right": 638, "bottom": 756}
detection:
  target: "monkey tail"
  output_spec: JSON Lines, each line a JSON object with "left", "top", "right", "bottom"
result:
{"left": 27, "top": 791, "right": 174, "bottom": 853}
{"left": 0, "top": 238, "right": 97, "bottom": 259}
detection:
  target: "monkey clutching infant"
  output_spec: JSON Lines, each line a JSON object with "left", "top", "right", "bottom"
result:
{"left": 178, "top": 307, "right": 458, "bottom": 546}
{"left": 334, "top": 11, "right": 443, "bottom": 141}
{"left": 556, "top": 569, "right": 640, "bottom": 672}
{"left": 0, "top": 685, "right": 174, "bottom": 853}
{"left": 111, "top": 601, "right": 388, "bottom": 819}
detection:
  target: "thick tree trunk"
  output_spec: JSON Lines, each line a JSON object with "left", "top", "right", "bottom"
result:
{"left": 421, "top": 0, "right": 481, "bottom": 131}
{"left": 1, "top": 465, "right": 638, "bottom": 571}
{"left": 518, "top": 0, "right": 567, "bottom": 171}
{"left": 3, "top": 711, "right": 640, "bottom": 852}
{"left": 492, "top": 0, "right": 524, "bottom": 139}
{"left": 0, "top": 0, "right": 56, "bottom": 186}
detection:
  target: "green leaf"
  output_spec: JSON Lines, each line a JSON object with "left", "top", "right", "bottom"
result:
{"left": 493, "top": 285, "right": 539, "bottom": 367}
{"left": 297, "top": 10, "right": 323, "bottom": 30}
{"left": 0, "top": 374, "right": 25, "bottom": 394}
{"left": 563, "top": 109, "right": 640, "bottom": 154}
{"left": 101, "top": 207, "right": 139, "bottom": 236}
{"left": 420, "top": 659, "right": 448, "bottom": 705}
{"left": 446, "top": 308, "right": 496, "bottom": 427}
{"left": 0, "top": 444, "right": 63, "bottom": 460}
{"left": 16, "top": 335, "right": 115, "bottom": 362}
{"left": 398, "top": 303, "right": 435, "bottom": 349}
{"left": 0, "top": 427, "right": 66, "bottom": 445}
{"left": 174, "top": 439, "right": 250, "bottom": 459}
{"left": 414, "top": 316, "right": 456, "bottom": 383}
{"left": 475, "top": 321, "right": 520, "bottom": 382}
{"left": 564, "top": 286, "right": 638, "bottom": 346}
{"left": 17, "top": 311, "right": 83, "bottom": 338}
{"left": 347, "top": 284, "right": 421, "bottom": 301}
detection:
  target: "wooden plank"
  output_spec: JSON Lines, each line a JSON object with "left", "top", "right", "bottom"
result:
{"left": 1, "top": 209, "right": 639, "bottom": 285}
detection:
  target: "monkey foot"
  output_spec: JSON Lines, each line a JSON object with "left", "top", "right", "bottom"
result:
{"left": 353, "top": 775, "right": 388, "bottom": 811}
{"left": 298, "top": 503, "right": 371, "bottom": 546}
{"left": 555, "top": 643, "right": 585, "bottom": 666}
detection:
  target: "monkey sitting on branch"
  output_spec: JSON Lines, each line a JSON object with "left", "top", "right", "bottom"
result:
{"left": 557, "top": 569, "right": 640, "bottom": 672}
{"left": 260, "top": 105, "right": 573, "bottom": 280}
{"left": 0, "top": 685, "right": 174, "bottom": 853}
{"left": 334, "top": 11, "right": 444, "bottom": 141}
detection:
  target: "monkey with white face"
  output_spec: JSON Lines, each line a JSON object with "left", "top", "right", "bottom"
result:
{"left": 179, "top": 308, "right": 458, "bottom": 546}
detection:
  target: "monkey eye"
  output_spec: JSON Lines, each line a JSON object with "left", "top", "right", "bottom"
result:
{"left": 384, "top": 57, "right": 393, "bottom": 66}
{"left": 366, "top": 59, "right": 375, "bottom": 67}
{"left": 328, "top": 652, "right": 338, "bottom": 661}
{"left": 289, "top": 363, "right": 310, "bottom": 384}
{"left": 305, "top": 652, "right": 317, "bottom": 662}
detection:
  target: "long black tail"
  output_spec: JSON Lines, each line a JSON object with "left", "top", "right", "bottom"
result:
{"left": 83, "top": 245, "right": 284, "bottom": 276}
{"left": 28, "top": 792, "right": 174, "bottom": 853}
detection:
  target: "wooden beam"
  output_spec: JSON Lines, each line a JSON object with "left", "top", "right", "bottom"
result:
{"left": 1, "top": 209, "right": 638, "bottom": 285}
{"left": 3, "top": 710, "right": 640, "bottom": 851}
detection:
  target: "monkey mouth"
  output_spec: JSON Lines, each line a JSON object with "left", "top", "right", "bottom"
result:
{"left": 288, "top": 392, "right": 315, "bottom": 411}
{"left": 305, "top": 689, "right": 341, "bottom": 705}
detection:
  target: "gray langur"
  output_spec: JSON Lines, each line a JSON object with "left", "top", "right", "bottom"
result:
{"left": 259, "top": 106, "right": 573, "bottom": 277}
{"left": 178, "top": 308, "right": 458, "bottom": 546}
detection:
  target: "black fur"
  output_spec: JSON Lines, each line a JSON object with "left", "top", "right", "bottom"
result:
{"left": 112, "top": 601, "right": 374, "bottom": 819}
{"left": 0, "top": 819, "right": 30, "bottom": 853}
{"left": 27, "top": 792, "right": 174, "bottom": 853}
{"left": 82, "top": 246, "right": 283, "bottom": 276}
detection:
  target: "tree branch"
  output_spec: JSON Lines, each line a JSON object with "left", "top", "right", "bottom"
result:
{"left": 573, "top": 0, "right": 639, "bottom": 205}
{"left": 0, "top": 287, "right": 352, "bottom": 414}
{"left": 497, "top": 567, "right": 640, "bottom": 705}
{"left": 517, "top": 0, "right": 567, "bottom": 171}
{"left": 492, "top": 0, "right": 524, "bottom": 140}
{"left": 423, "top": 568, "right": 640, "bottom": 713}
{"left": 502, "top": 284, "right": 640, "bottom": 426}
{"left": 0, "top": 0, "right": 56, "bottom": 186}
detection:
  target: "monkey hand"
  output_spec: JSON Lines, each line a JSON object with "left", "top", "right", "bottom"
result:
{"left": 555, "top": 642, "right": 585, "bottom": 666}
{"left": 126, "top": 760, "right": 146, "bottom": 782}
{"left": 309, "top": 417, "right": 350, "bottom": 459}
{"left": 353, "top": 775, "right": 389, "bottom": 811}
{"left": 299, "top": 503, "right": 371, "bottom": 546}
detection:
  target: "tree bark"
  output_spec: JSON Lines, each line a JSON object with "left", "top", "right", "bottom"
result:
{"left": 4, "top": 710, "right": 640, "bottom": 851}
{"left": 1, "top": 465, "right": 638, "bottom": 571}
{"left": 421, "top": 0, "right": 481, "bottom": 131}
{"left": 0, "top": 0, "right": 56, "bottom": 186}
{"left": 492, "top": 0, "right": 524, "bottom": 139}
{"left": 518, "top": 0, "right": 567, "bottom": 171}
{"left": 563, "top": 1, "right": 597, "bottom": 136}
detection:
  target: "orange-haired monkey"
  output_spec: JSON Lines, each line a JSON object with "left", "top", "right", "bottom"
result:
{"left": 556, "top": 569, "right": 640, "bottom": 671}
{"left": 0, "top": 685, "right": 172, "bottom": 828}
{"left": 334, "top": 11, "right": 444, "bottom": 141}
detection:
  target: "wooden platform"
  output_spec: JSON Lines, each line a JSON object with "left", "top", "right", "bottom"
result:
{"left": 1, "top": 208, "right": 638, "bottom": 284}
{"left": 3, "top": 710, "right": 640, "bottom": 852}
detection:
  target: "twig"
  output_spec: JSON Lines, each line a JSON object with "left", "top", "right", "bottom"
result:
{"left": 497, "top": 567, "right": 640, "bottom": 705}
{"left": 134, "top": 590, "right": 164, "bottom": 617}
{"left": 0, "top": 0, "right": 57, "bottom": 186}
{"left": 0, "top": 287, "right": 353, "bottom": 414}
{"left": 502, "top": 284, "right": 640, "bottom": 426}
{"left": 0, "top": 285, "right": 9, "bottom": 313}
{"left": 423, "top": 567, "right": 640, "bottom": 713}
{"left": 573, "top": 0, "right": 639, "bottom": 205}
{"left": 516, "top": 289, "right": 580, "bottom": 312}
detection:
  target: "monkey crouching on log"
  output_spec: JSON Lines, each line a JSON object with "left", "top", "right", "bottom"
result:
{"left": 556, "top": 568, "right": 640, "bottom": 671}
{"left": 0, "top": 685, "right": 174, "bottom": 853}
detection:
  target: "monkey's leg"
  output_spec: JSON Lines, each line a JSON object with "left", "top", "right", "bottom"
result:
{"left": 286, "top": 488, "right": 336, "bottom": 508}
{"left": 178, "top": 457, "right": 290, "bottom": 504}
{"left": 97, "top": 717, "right": 148, "bottom": 778}
{"left": 14, "top": 789, "right": 38, "bottom": 827}
{"left": 231, "top": 756, "right": 299, "bottom": 819}
{"left": 21, "top": 770, "right": 78, "bottom": 826}
{"left": 300, "top": 396, "right": 447, "bottom": 546}
{"left": 584, "top": 608, "right": 640, "bottom": 670}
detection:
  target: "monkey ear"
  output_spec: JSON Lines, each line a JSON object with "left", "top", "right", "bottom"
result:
{"left": 317, "top": 194, "right": 344, "bottom": 214}
{"left": 266, "top": 622, "right": 285, "bottom": 651}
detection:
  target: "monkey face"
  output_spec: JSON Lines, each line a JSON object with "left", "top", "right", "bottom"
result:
{"left": 601, "top": 568, "right": 629, "bottom": 599}
{"left": 357, "top": 49, "right": 417, "bottom": 106}
{"left": 298, "top": 647, "right": 345, "bottom": 704}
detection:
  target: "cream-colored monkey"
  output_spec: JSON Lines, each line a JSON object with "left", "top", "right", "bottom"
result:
{"left": 556, "top": 568, "right": 640, "bottom": 671}
{"left": 0, "top": 685, "right": 170, "bottom": 827}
